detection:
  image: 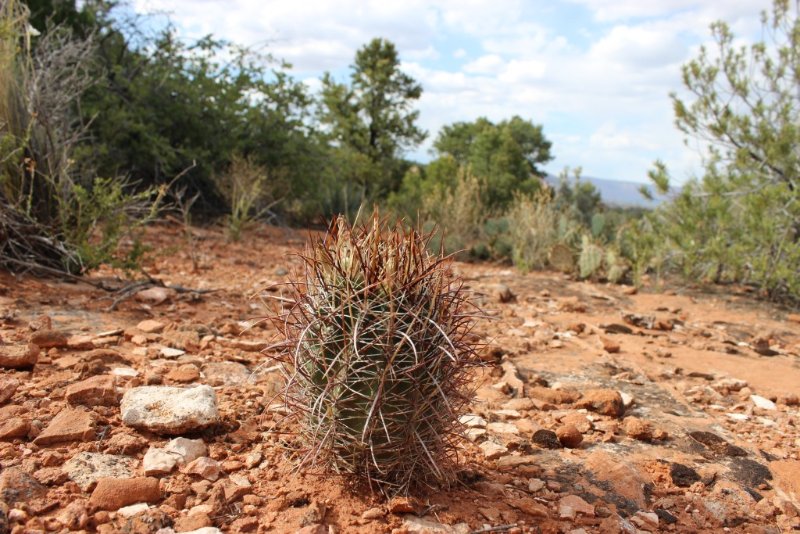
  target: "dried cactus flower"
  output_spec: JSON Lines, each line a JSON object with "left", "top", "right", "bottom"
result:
{"left": 269, "top": 213, "right": 483, "bottom": 495}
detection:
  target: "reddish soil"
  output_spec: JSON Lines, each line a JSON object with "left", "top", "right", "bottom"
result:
{"left": 0, "top": 222, "right": 798, "bottom": 533}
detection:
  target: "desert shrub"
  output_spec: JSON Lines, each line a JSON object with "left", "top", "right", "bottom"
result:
{"left": 506, "top": 192, "right": 581, "bottom": 272}
{"left": 214, "top": 155, "right": 278, "bottom": 242}
{"left": 269, "top": 213, "right": 482, "bottom": 494}
{"left": 421, "top": 168, "right": 492, "bottom": 258}
{"left": 0, "top": 1, "right": 161, "bottom": 274}
{"left": 639, "top": 1, "right": 800, "bottom": 302}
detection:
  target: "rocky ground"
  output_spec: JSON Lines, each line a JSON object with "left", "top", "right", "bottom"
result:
{"left": 0, "top": 222, "right": 799, "bottom": 534}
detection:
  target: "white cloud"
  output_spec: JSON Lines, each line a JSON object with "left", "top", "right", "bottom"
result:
{"left": 463, "top": 54, "right": 504, "bottom": 74}
{"left": 564, "top": 0, "right": 763, "bottom": 23}
{"left": 131, "top": 0, "right": 770, "bottom": 184}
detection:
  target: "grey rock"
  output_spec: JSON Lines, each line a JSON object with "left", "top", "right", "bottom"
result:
{"left": 64, "top": 452, "right": 136, "bottom": 491}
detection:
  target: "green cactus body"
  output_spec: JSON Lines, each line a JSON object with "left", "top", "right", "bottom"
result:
{"left": 270, "top": 214, "right": 482, "bottom": 494}
{"left": 579, "top": 235, "right": 603, "bottom": 279}
{"left": 591, "top": 213, "right": 606, "bottom": 238}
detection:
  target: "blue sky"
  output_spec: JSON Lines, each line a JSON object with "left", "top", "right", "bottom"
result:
{"left": 133, "top": 0, "right": 768, "bottom": 184}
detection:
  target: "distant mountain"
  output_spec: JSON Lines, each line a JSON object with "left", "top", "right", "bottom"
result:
{"left": 544, "top": 174, "right": 675, "bottom": 209}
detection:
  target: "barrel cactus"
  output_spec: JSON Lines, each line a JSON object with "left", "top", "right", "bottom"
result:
{"left": 269, "top": 214, "right": 483, "bottom": 494}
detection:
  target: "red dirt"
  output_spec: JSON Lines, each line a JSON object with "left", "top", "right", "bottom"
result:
{"left": 0, "top": 222, "right": 798, "bottom": 533}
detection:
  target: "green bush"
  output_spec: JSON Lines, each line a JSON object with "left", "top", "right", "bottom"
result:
{"left": 0, "top": 1, "right": 161, "bottom": 274}
{"left": 636, "top": 0, "right": 800, "bottom": 302}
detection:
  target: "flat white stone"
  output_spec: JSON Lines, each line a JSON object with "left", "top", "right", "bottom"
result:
{"left": 619, "top": 391, "right": 634, "bottom": 408}
{"left": 117, "top": 503, "right": 150, "bottom": 518}
{"left": 479, "top": 440, "right": 508, "bottom": 460}
{"left": 121, "top": 385, "right": 219, "bottom": 435}
{"left": 459, "top": 414, "right": 487, "bottom": 428}
{"left": 159, "top": 347, "right": 185, "bottom": 358}
{"left": 750, "top": 395, "right": 777, "bottom": 411}
{"left": 727, "top": 413, "right": 750, "bottom": 422}
{"left": 111, "top": 367, "right": 139, "bottom": 377}
{"left": 164, "top": 437, "right": 207, "bottom": 464}
{"left": 143, "top": 447, "right": 180, "bottom": 475}
{"left": 757, "top": 416, "right": 778, "bottom": 427}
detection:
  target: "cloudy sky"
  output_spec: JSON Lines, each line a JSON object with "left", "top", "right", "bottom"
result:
{"left": 133, "top": 0, "right": 769, "bottom": 184}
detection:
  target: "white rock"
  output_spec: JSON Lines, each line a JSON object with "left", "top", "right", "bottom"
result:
{"left": 63, "top": 452, "right": 136, "bottom": 491}
{"left": 478, "top": 440, "right": 508, "bottom": 460}
{"left": 619, "top": 391, "right": 634, "bottom": 408}
{"left": 727, "top": 413, "right": 750, "bottom": 422}
{"left": 121, "top": 385, "right": 220, "bottom": 435}
{"left": 463, "top": 428, "right": 486, "bottom": 442}
{"left": 143, "top": 447, "right": 180, "bottom": 475}
{"left": 229, "top": 473, "right": 251, "bottom": 488}
{"left": 632, "top": 511, "right": 659, "bottom": 529}
{"left": 757, "top": 416, "right": 778, "bottom": 427}
{"left": 164, "top": 437, "right": 207, "bottom": 464}
{"left": 245, "top": 451, "right": 262, "bottom": 468}
{"left": 159, "top": 347, "right": 185, "bottom": 358}
{"left": 117, "top": 503, "right": 150, "bottom": 518}
{"left": 750, "top": 394, "right": 777, "bottom": 411}
{"left": 459, "top": 414, "right": 487, "bottom": 428}
{"left": 487, "top": 422, "right": 519, "bottom": 435}
{"left": 111, "top": 367, "right": 139, "bottom": 377}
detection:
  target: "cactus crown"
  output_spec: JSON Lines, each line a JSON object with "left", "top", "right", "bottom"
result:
{"left": 271, "top": 214, "right": 482, "bottom": 495}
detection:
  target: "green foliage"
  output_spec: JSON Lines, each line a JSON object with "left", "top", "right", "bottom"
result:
{"left": 64, "top": 177, "right": 162, "bottom": 272}
{"left": 1, "top": 0, "right": 161, "bottom": 274}
{"left": 616, "top": 218, "right": 658, "bottom": 286}
{"left": 69, "top": 5, "right": 317, "bottom": 218}
{"left": 269, "top": 213, "right": 482, "bottom": 495}
{"left": 318, "top": 38, "right": 426, "bottom": 198}
{"left": 430, "top": 116, "right": 552, "bottom": 210}
{"left": 553, "top": 167, "right": 603, "bottom": 227}
{"left": 640, "top": 0, "right": 800, "bottom": 301}
{"left": 590, "top": 213, "right": 607, "bottom": 239}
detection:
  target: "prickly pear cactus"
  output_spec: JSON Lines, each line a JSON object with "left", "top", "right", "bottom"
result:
{"left": 579, "top": 235, "right": 603, "bottom": 279}
{"left": 605, "top": 248, "right": 627, "bottom": 284}
{"left": 590, "top": 213, "right": 606, "bottom": 239}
